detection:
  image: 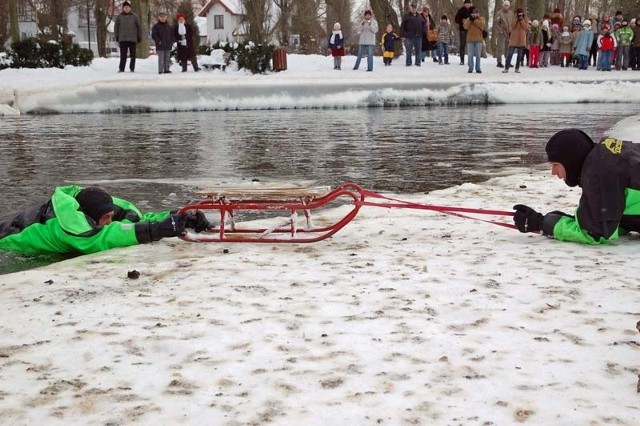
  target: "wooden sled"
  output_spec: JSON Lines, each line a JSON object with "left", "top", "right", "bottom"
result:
{"left": 178, "top": 183, "right": 366, "bottom": 243}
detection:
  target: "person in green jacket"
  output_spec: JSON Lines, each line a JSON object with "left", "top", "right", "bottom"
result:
{"left": 614, "top": 19, "right": 634, "bottom": 70}
{"left": 0, "top": 186, "right": 210, "bottom": 256}
{"left": 513, "top": 129, "right": 640, "bottom": 244}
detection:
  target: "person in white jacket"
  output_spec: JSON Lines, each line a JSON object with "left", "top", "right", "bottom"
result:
{"left": 353, "top": 10, "right": 379, "bottom": 71}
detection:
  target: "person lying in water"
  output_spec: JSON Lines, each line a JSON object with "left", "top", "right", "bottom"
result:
{"left": 0, "top": 185, "right": 210, "bottom": 255}
{"left": 513, "top": 129, "right": 640, "bottom": 244}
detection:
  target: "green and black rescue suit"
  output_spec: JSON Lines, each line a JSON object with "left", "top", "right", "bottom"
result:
{"left": 0, "top": 185, "right": 171, "bottom": 255}
{"left": 542, "top": 137, "right": 640, "bottom": 244}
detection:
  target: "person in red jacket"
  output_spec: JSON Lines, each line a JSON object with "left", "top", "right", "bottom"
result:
{"left": 598, "top": 24, "right": 617, "bottom": 71}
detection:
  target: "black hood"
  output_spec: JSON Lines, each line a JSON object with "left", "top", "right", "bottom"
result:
{"left": 545, "top": 129, "right": 595, "bottom": 187}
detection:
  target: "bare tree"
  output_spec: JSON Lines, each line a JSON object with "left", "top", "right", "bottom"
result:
{"left": 241, "top": 0, "right": 273, "bottom": 44}
{"left": 273, "top": 0, "right": 294, "bottom": 45}
{"left": 133, "top": 0, "right": 151, "bottom": 58}
{"left": 290, "top": 0, "right": 324, "bottom": 52}
{"left": 28, "top": 0, "right": 75, "bottom": 41}
{"left": 151, "top": 0, "right": 183, "bottom": 16}
{"left": 94, "top": 0, "right": 115, "bottom": 57}
{"left": 5, "top": 0, "right": 20, "bottom": 46}
{"left": 369, "top": 0, "right": 399, "bottom": 32}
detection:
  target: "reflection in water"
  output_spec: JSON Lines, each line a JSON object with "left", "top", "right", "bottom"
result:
{"left": 0, "top": 104, "right": 638, "bottom": 272}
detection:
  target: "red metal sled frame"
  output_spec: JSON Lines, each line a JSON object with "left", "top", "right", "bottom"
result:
{"left": 178, "top": 183, "right": 367, "bottom": 243}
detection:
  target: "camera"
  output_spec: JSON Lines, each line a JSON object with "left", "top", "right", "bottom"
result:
{"left": 517, "top": 13, "right": 524, "bottom": 18}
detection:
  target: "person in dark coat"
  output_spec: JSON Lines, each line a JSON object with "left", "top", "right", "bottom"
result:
{"left": 513, "top": 129, "right": 640, "bottom": 244}
{"left": 400, "top": 3, "right": 425, "bottom": 66}
{"left": 174, "top": 13, "right": 199, "bottom": 72}
{"left": 151, "top": 12, "right": 174, "bottom": 74}
{"left": 454, "top": 0, "right": 473, "bottom": 64}
{"left": 114, "top": 1, "right": 141, "bottom": 72}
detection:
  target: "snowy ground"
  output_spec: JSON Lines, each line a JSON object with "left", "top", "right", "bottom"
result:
{"left": 1, "top": 117, "right": 639, "bottom": 425}
{"left": 2, "top": 53, "right": 640, "bottom": 113}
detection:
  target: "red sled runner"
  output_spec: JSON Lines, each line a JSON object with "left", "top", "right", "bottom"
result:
{"left": 178, "top": 182, "right": 515, "bottom": 243}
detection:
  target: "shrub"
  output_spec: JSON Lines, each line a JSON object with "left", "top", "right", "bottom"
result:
{"left": 9, "top": 38, "right": 41, "bottom": 68}
{"left": 235, "top": 41, "right": 274, "bottom": 74}
{"left": 63, "top": 43, "right": 94, "bottom": 67}
{"left": 198, "top": 40, "right": 275, "bottom": 74}
{"left": 3, "top": 37, "right": 93, "bottom": 69}
{"left": 0, "top": 52, "right": 13, "bottom": 70}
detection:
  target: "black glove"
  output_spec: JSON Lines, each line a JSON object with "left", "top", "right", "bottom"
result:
{"left": 149, "top": 213, "right": 187, "bottom": 241}
{"left": 185, "top": 210, "right": 211, "bottom": 233}
{"left": 513, "top": 204, "right": 544, "bottom": 233}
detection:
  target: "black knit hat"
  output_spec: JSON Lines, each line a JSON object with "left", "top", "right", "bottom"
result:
{"left": 76, "top": 187, "right": 114, "bottom": 222}
{"left": 545, "top": 129, "right": 595, "bottom": 187}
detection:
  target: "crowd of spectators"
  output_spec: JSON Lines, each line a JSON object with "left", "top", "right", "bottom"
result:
{"left": 328, "top": 2, "right": 640, "bottom": 74}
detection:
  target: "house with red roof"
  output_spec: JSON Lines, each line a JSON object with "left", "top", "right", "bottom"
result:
{"left": 198, "top": 0, "right": 245, "bottom": 44}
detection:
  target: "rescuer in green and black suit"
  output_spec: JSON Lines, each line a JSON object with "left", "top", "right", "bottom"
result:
{"left": 0, "top": 186, "right": 210, "bottom": 255}
{"left": 513, "top": 129, "right": 640, "bottom": 244}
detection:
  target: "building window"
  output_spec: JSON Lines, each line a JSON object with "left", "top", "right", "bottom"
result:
{"left": 17, "top": 0, "right": 36, "bottom": 22}
{"left": 214, "top": 15, "right": 224, "bottom": 29}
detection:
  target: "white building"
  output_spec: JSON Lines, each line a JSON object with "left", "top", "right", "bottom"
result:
{"left": 198, "top": 0, "right": 245, "bottom": 44}
{"left": 16, "top": 0, "right": 38, "bottom": 40}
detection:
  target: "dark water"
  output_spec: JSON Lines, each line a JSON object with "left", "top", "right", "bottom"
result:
{"left": 1, "top": 104, "right": 638, "bottom": 273}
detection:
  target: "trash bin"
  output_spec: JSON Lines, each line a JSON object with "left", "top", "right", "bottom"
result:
{"left": 273, "top": 47, "right": 287, "bottom": 72}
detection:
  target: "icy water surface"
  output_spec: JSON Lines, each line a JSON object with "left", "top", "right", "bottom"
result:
{"left": 2, "top": 104, "right": 637, "bottom": 212}
{"left": 0, "top": 103, "right": 638, "bottom": 273}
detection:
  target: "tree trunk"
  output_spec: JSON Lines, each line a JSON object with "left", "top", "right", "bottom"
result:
{"left": 370, "top": 0, "right": 399, "bottom": 30}
{"left": 241, "top": 0, "right": 272, "bottom": 45}
{"left": 94, "top": 0, "right": 109, "bottom": 57}
{"left": 134, "top": 0, "right": 150, "bottom": 59}
{"left": 273, "top": 0, "right": 293, "bottom": 46}
{"left": 8, "top": 0, "right": 20, "bottom": 44}
{"left": 525, "top": 0, "right": 544, "bottom": 22}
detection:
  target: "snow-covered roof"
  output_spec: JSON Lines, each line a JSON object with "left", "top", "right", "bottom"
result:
{"left": 198, "top": 0, "right": 243, "bottom": 17}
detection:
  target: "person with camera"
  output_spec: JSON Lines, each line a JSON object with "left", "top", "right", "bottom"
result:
{"left": 353, "top": 9, "right": 379, "bottom": 71}
{"left": 502, "top": 8, "right": 529, "bottom": 73}
{"left": 493, "top": 1, "right": 513, "bottom": 68}
{"left": 454, "top": 0, "right": 473, "bottom": 65}
{"left": 0, "top": 186, "right": 211, "bottom": 256}
{"left": 513, "top": 129, "right": 640, "bottom": 245}
{"left": 462, "top": 7, "right": 485, "bottom": 73}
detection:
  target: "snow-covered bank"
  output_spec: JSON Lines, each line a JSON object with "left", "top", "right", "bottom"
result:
{"left": 2, "top": 54, "right": 640, "bottom": 114}
{"left": 1, "top": 167, "right": 639, "bottom": 423}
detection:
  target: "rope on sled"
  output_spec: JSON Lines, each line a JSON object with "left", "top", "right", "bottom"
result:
{"left": 355, "top": 188, "right": 517, "bottom": 230}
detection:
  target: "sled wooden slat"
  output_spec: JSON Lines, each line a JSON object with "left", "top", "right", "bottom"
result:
{"left": 196, "top": 186, "right": 332, "bottom": 199}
